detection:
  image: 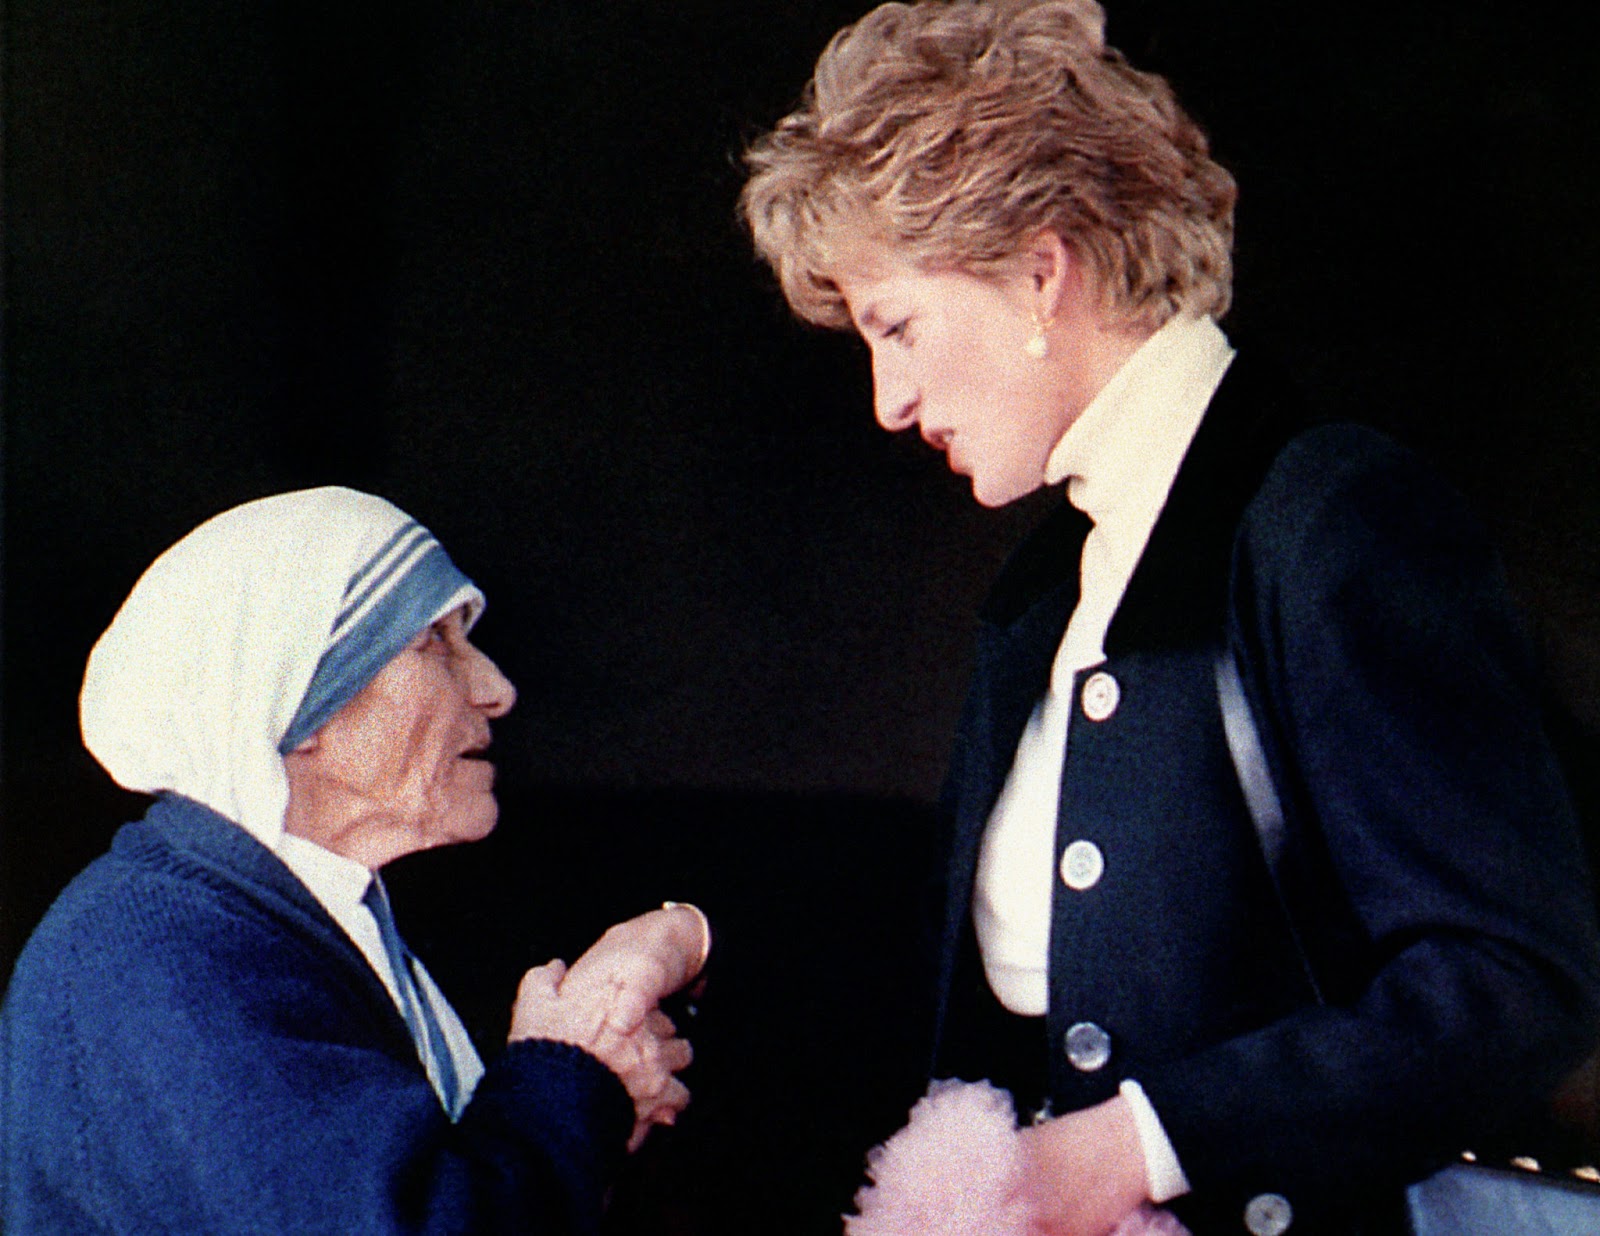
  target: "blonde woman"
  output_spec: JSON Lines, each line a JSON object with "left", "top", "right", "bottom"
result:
{"left": 742, "top": 3, "right": 1600, "bottom": 1233}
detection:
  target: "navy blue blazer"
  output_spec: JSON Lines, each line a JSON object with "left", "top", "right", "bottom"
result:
{"left": 936, "top": 354, "right": 1600, "bottom": 1233}
{"left": 0, "top": 795, "right": 634, "bottom": 1235}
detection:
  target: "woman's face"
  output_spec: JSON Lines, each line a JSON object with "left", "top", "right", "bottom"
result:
{"left": 298, "top": 606, "right": 517, "bottom": 854}
{"left": 835, "top": 250, "right": 1079, "bottom": 507}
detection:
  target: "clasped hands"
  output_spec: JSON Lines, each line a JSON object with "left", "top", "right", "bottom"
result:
{"left": 509, "top": 905, "right": 709, "bottom": 1151}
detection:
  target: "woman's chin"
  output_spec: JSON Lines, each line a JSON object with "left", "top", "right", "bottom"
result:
{"left": 968, "top": 472, "right": 1041, "bottom": 508}
{"left": 425, "top": 796, "right": 501, "bottom": 849}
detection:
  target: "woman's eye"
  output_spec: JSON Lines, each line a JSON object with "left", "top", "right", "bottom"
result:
{"left": 882, "top": 319, "right": 909, "bottom": 341}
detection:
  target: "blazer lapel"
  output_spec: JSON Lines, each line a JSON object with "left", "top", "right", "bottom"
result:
{"left": 1106, "top": 352, "right": 1308, "bottom": 657}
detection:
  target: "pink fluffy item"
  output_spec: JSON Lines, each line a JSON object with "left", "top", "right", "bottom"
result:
{"left": 844, "top": 1079, "right": 1190, "bottom": 1236}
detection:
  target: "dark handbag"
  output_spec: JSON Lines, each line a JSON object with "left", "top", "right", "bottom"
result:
{"left": 1215, "top": 650, "right": 1600, "bottom": 1235}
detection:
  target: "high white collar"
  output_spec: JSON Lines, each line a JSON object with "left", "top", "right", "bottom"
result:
{"left": 1044, "top": 313, "right": 1235, "bottom": 524}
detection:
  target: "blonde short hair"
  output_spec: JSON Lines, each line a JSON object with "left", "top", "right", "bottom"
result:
{"left": 740, "top": 0, "right": 1237, "bottom": 333}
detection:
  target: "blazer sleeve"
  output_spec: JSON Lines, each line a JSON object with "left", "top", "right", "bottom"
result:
{"left": 1140, "top": 424, "right": 1600, "bottom": 1203}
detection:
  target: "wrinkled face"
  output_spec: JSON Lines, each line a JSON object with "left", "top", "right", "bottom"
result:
{"left": 835, "top": 251, "right": 1077, "bottom": 507}
{"left": 306, "top": 606, "right": 516, "bottom": 851}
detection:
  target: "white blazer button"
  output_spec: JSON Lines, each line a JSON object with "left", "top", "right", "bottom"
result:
{"left": 1081, "top": 671, "right": 1120, "bottom": 721}
{"left": 1244, "top": 1192, "right": 1293, "bottom": 1236}
{"left": 1059, "top": 840, "right": 1105, "bottom": 891}
{"left": 1063, "top": 1021, "right": 1112, "bottom": 1072}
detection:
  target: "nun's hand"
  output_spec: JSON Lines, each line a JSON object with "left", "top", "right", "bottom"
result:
{"left": 558, "top": 907, "right": 710, "bottom": 1040}
{"left": 508, "top": 961, "right": 694, "bottom": 1151}
{"left": 596, "top": 1007, "right": 693, "bottom": 1152}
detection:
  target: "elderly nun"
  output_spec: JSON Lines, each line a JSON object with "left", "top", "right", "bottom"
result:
{"left": 0, "top": 487, "right": 711, "bottom": 1235}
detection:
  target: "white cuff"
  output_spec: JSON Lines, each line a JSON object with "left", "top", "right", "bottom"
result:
{"left": 1119, "top": 1079, "right": 1191, "bottom": 1204}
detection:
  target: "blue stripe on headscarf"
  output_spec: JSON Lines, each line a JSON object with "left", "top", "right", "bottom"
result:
{"left": 335, "top": 522, "right": 430, "bottom": 638}
{"left": 279, "top": 541, "right": 475, "bottom": 753}
{"left": 346, "top": 521, "right": 417, "bottom": 595}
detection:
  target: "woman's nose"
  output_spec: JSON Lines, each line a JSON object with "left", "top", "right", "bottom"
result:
{"left": 872, "top": 362, "right": 919, "bottom": 432}
{"left": 464, "top": 644, "right": 517, "bottom": 717}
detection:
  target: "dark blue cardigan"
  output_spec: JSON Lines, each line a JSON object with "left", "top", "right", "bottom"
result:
{"left": 0, "top": 795, "right": 633, "bottom": 1234}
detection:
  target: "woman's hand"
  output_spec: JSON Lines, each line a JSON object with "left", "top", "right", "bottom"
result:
{"left": 555, "top": 906, "right": 710, "bottom": 1040}
{"left": 593, "top": 1007, "right": 693, "bottom": 1151}
{"left": 507, "top": 961, "right": 694, "bottom": 1150}
{"left": 506, "top": 906, "right": 708, "bottom": 1151}
{"left": 1015, "top": 1096, "right": 1150, "bottom": 1236}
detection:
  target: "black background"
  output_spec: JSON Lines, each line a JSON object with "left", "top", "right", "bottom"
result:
{"left": 4, "top": 2, "right": 1599, "bottom": 1231}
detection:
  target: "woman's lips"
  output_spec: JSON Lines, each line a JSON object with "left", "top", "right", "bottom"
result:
{"left": 922, "top": 426, "right": 964, "bottom": 471}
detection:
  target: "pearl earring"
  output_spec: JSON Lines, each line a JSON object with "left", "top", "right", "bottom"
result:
{"left": 1024, "top": 314, "right": 1050, "bottom": 360}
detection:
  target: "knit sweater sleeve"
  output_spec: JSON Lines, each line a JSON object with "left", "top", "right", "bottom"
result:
{"left": 0, "top": 837, "right": 634, "bottom": 1235}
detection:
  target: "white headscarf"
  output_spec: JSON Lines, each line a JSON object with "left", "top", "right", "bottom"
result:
{"left": 80, "top": 487, "right": 485, "bottom": 846}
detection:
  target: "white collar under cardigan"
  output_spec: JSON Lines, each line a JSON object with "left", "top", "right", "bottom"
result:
{"left": 275, "top": 832, "right": 486, "bottom": 1116}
